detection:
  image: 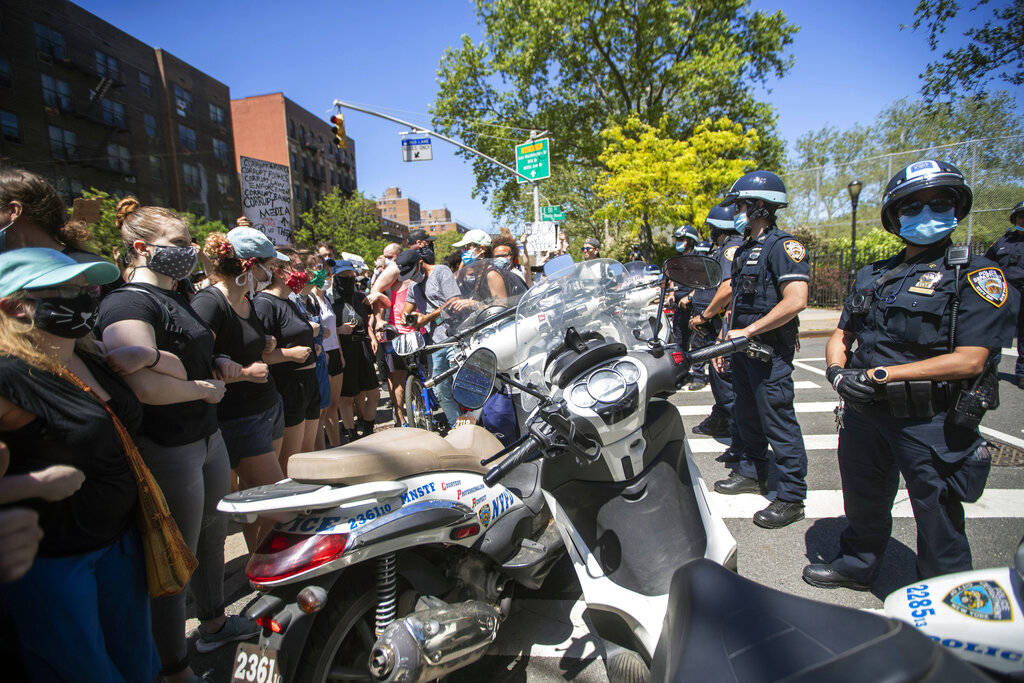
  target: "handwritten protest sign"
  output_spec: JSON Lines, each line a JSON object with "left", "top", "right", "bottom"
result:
{"left": 239, "top": 156, "right": 292, "bottom": 246}
{"left": 525, "top": 221, "right": 558, "bottom": 255}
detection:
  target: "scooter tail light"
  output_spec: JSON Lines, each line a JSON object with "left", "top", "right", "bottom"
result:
{"left": 246, "top": 531, "right": 349, "bottom": 585}
{"left": 671, "top": 351, "right": 685, "bottom": 365}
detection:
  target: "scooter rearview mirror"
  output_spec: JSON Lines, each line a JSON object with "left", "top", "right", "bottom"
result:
{"left": 452, "top": 347, "right": 498, "bottom": 410}
{"left": 663, "top": 254, "right": 723, "bottom": 290}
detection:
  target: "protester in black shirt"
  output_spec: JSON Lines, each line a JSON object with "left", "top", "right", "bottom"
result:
{"left": 0, "top": 248, "right": 158, "bottom": 681}
{"left": 193, "top": 232, "right": 284, "bottom": 550}
{"left": 94, "top": 198, "right": 255, "bottom": 681}
{"left": 332, "top": 260, "right": 380, "bottom": 440}
{"left": 254, "top": 252, "right": 318, "bottom": 470}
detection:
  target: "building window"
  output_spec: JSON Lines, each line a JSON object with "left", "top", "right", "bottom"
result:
{"left": 1, "top": 111, "right": 19, "bottom": 142}
{"left": 41, "top": 74, "right": 72, "bottom": 110}
{"left": 329, "top": 169, "right": 335, "bottom": 185}
{"left": 209, "top": 103, "right": 225, "bottom": 124}
{"left": 101, "top": 98, "right": 125, "bottom": 128}
{"left": 178, "top": 124, "right": 197, "bottom": 151}
{"left": 0, "top": 56, "right": 11, "bottom": 88}
{"left": 182, "top": 162, "right": 201, "bottom": 189}
{"left": 150, "top": 155, "right": 162, "bottom": 179}
{"left": 290, "top": 153, "right": 297, "bottom": 169}
{"left": 48, "top": 125, "right": 77, "bottom": 159}
{"left": 216, "top": 173, "right": 230, "bottom": 195}
{"left": 212, "top": 137, "right": 228, "bottom": 162}
{"left": 70, "top": 179, "right": 84, "bottom": 197}
{"left": 34, "top": 23, "right": 65, "bottom": 60}
{"left": 107, "top": 143, "right": 131, "bottom": 173}
{"left": 293, "top": 183, "right": 300, "bottom": 202}
{"left": 94, "top": 51, "right": 120, "bottom": 80}
{"left": 304, "top": 189, "right": 311, "bottom": 209}
{"left": 299, "top": 124, "right": 306, "bottom": 143}
{"left": 174, "top": 85, "right": 192, "bottom": 118}
{"left": 138, "top": 71, "right": 152, "bottom": 96}
{"left": 144, "top": 113, "right": 157, "bottom": 138}
{"left": 288, "top": 119, "right": 296, "bottom": 138}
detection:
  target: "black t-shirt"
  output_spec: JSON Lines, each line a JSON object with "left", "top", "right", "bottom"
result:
{"left": 94, "top": 282, "right": 218, "bottom": 446}
{"left": 253, "top": 291, "right": 316, "bottom": 385}
{"left": 331, "top": 286, "right": 372, "bottom": 342}
{"left": 0, "top": 353, "right": 140, "bottom": 557}
{"left": 192, "top": 286, "right": 279, "bottom": 420}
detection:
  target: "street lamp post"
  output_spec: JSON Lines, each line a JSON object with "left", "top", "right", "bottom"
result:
{"left": 847, "top": 180, "right": 862, "bottom": 290}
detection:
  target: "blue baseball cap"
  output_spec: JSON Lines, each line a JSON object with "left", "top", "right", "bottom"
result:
{"left": 0, "top": 248, "right": 121, "bottom": 297}
{"left": 226, "top": 227, "right": 289, "bottom": 262}
{"left": 333, "top": 259, "right": 356, "bottom": 274}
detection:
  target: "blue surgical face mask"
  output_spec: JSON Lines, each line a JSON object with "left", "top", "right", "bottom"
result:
{"left": 675, "top": 241, "right": 688, "bottom": 253}
{"left": 898, "top": 206, "right": 958, "bottom": 245}
{"left": 493, "top": 256, "right": 511, "bottom": 270}
{"left": 461, "top": 251, "right": 478, "bottom": 265}
{"left": 1012, "top": 222, "right": 1024, "bottom": 232}
{"left": 733, "top": 211, "right": 748, "bottom": 234}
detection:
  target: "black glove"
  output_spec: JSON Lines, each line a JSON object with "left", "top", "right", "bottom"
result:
{"left": 827, "top": 366, "right": 879, "bottom": 404}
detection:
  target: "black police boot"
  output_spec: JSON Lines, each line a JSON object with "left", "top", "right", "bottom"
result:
{"left": 802, "top": 564, "right": 872, "bottom": 591}
{"left": 713, "top": 473, "right": 767, "bottom": 495}
{"left": 692, "top": 413, "right": 730, "bottom": 437}
{"left": 341, "top": 427, "right": 359, "bottom": 444}
{"left": 355, "top": 418, "right": 375, "bottom": 438}
{"left": 715, "top": 448, "right": 740, "bottom": 463}
{"left": 753, "top": 499, "right": 805, "bottom": 528}
{"left": 685, "top": 378, "right": 707, "bottom": 391}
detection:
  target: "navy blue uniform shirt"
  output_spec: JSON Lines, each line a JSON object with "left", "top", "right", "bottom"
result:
{"left": 985, "top": 229, "right": 1024, "bottom": 291}
{"left": 729, "top": 226, "right": 810, "bottom": 341}
{"left": 692, "top": 235, "right": 744, "bottom": 310}
{"left": 839, "top": 242, "right": 1018, "bottom": 370}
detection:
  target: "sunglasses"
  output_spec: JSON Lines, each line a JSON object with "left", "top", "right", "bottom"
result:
{"left": 582, "top": 246, "right": 597, "bottom": 252}
{"left": 896, "top": 197, "right": 956, "bottom": 217}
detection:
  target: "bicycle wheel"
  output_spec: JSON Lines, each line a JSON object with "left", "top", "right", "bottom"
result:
{"left": 404, "top": 373, "right": 433, "bottom": 431}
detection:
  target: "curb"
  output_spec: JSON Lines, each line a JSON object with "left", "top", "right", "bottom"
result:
{"left": 799, "top": 329, "right": 835, "bottom": 339}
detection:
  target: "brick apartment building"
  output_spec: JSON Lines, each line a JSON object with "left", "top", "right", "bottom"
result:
{"left": 231, "top": 92, "right": 357, "bottom": 233}
{"left": 376, "top": 187, "right": 467, "bottom": 240}
{"left": 0, "top": 0, "right": 240, "bottom": 224}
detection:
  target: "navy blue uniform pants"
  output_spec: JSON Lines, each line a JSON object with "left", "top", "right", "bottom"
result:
{"left": 730, "top": 345, "right": 808, "bottom": 502}
{"left": 691, "top": 312, "right": 733, "bottom": 417}
{"left": 671, "top": 308, "right": 690, "bottom": 355}
{"left": 1016, "top": 290, "right": 1023, "bottom": 376}
{"left": 831, "top": 407, "right": 979, "bottom": 582}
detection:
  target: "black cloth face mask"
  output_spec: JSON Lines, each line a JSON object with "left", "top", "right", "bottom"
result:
{"left": 29, "top": 293, "right": 97, "bottom": 338}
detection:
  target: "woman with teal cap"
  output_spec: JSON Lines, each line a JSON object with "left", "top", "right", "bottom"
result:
{"left": 0, "top": 248, "right": 159, "bottom": 680}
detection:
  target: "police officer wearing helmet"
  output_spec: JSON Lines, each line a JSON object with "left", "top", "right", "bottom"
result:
{"left": 688, "top": 203, "right": 744, "bottom": 434}
{"left": 984, "top": 199, "right": 1024, "bottom": 388}
{"left": 670, "top": 226, "right": 700, "bottom": 374}
{"left": 804, "top": 160, "right": 1018, "bottom": 590}
{"left": 712, "top": 170, "right": 810, "bottom": 529}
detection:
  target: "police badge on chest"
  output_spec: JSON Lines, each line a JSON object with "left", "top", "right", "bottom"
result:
{"left": 908, "top": 271, "right": 942, "bottom": 296}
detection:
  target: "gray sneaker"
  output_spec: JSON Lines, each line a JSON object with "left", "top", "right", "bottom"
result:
{"left": 194, "top": 615, "right": 259, "bottom": 653}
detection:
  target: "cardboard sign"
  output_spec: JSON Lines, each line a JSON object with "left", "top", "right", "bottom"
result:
{"left": 525, "top": 221, "right": 558, "bottom": 255}
{"left": 239, "top": 156, "right": 292, "bottom": 246}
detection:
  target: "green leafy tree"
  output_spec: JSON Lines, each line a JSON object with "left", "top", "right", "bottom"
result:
{"left": 430, "top": 0, "right": 797, "bottom": 223}
{"left": 295, "top": 189, "right": 388, "bottom": 265}
{"left": 76, "top": 188, "right": 227, "bottom": 262}
{"left": 592, "top": 116, "right": 758, "bottom": 262}
{"left": 905, "top": 0, "right": 1024, "bottom": 102}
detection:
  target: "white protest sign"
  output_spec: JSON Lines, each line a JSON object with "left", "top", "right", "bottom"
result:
{"left": 525, "top": 221, "right": 558, "bottom": 255}
{"left": 239, "top": 156, "right": 292, "bottom": 246}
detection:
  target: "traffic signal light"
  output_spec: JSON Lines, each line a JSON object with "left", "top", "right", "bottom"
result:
{"left": 330, "top": 114, "right": 346, "bottom": 151}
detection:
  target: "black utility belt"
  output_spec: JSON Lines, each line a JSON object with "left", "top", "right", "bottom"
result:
{"left": 868, "top": 380, "right": 962, "bottom": 419}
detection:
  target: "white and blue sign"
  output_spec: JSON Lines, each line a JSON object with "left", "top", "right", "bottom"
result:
{"left": 402, "top": 137, "right": 433, "bottom": 162}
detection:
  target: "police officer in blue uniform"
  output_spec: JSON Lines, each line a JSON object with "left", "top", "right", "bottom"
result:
{"left": 689, "top": 203, "right": 744, "bottom": 434}
{"left": 985, "top": 200, "right": 1024, "bottom": 388}
{"left": 712, "top": 171, "right": 810, "bottom": 529}
{"left": 670, "top": 226, "right": 699, "bottom": 368}
{"left": 804, "top": 160, "right": 1018, "bottom": 590}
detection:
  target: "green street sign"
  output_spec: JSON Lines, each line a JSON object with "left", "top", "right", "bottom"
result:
{"left": 541, "top": 205, "right": 565, "bottom": 221}
{"left": 515, "top": 138, "right": 551, "bottom": 183}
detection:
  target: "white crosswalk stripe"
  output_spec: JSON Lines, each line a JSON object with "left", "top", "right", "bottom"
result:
{"left": 677, "top": 401, "right": 838, "bottom": 416}
{"left": 708, "top": 488, "right": 1024, "bottom": 519}
{"left": 688, "top": 434, "right": 838, "bottom": 452}
{"left": 683, "top": 379, "right": 820, "bottom": 393}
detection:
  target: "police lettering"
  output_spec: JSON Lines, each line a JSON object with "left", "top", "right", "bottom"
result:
{"left": 400, "top": 482, "right": 437, "bottom": 504}
{"left": 930, "top": 636, "right": 1023, "bottom": 662}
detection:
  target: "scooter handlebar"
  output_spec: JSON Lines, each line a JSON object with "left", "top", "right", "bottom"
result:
{"left": 685, "top": 336, "right": 749, "bottom": 365}
{"left": 483, "top": 435, "right": 541, "bottom": 487}
{"left": 423, "top": 363, "right": 459, "bottom": 389}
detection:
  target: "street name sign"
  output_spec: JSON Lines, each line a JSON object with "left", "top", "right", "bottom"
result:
{"left": 402, "top": 137, "right": 433, "bottom": 162}
{"left": 541, "top": 205, "right": 565, "bottom": 221}
{"left": 515, "top": 138, "right": 550, "bottom": 182}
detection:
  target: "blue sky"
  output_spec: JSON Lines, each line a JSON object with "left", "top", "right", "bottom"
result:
{"left": 77, "top": 0, "right": 1010, "bottom": 231}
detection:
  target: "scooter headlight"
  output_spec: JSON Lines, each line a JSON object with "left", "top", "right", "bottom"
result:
{"left": 587, "top": 369, "right": 626, "bottom": 403}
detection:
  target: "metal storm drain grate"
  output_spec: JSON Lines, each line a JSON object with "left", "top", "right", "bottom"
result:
{"left": 987, "top": 439, "right": 1024, "bottom": 467}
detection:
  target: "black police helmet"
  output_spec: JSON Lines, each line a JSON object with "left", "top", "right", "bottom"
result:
{"left": 673, "top": 225, "right": 699, "bottom": 242}
{"left": 723, "top": 171, "right": 788, "bottom": 209}
{"left": 880, "top": 159, "right": 973, "bottom": 234}
{"left": 1010, "top": 200, "right": 1024, "bottom": 224}
{"left": 705, "top": 202, "right": 739, "bottom": 233}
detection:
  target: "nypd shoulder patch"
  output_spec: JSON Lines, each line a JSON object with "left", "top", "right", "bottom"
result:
{"left": 782, "top": 240, "right": 806, "bottom": 263}
{"left": 724, "top": 246, "right": 738, "bottom": 262}
{"left": 967, "top": 267, "right": 1008, "bottom": 307}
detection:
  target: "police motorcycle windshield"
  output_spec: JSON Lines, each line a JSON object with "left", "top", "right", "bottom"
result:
{"left": 444, "top": 258, "right": 526, "bottom": 337}
{"left": 515, "top": 258, "right": 636, "bottom": 403}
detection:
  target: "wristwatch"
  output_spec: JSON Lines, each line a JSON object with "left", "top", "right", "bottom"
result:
{"left": 869, "top": 367, "right": 889, "bottom": 384}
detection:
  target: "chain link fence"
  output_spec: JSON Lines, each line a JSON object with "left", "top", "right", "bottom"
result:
{"left": 779, "top": 135, "right": 1024, "bottom": 248}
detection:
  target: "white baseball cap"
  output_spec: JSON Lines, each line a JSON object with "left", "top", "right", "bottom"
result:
{"left": 452, "top": 229, "right": 492, "bottom": 248}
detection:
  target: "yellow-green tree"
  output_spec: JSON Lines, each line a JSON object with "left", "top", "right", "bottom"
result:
{"left": 593, "top": 116, "right": 758, "bottom": 262}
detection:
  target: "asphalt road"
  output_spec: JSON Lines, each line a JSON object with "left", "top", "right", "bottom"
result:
{"left": 190, "top": 338, "right": 1024, "bottom": 681}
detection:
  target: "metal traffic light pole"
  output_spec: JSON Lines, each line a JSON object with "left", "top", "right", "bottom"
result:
{"left": 330, "top": 99, "right": 551, "bottom": 216}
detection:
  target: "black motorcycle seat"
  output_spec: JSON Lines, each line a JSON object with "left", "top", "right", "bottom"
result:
{"left": 651, "top": 559, "right": 989, "bottom": 682}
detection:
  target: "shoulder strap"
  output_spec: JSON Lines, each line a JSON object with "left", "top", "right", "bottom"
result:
{"left": 116, "top": 285, "right": 176, "bottom": 336}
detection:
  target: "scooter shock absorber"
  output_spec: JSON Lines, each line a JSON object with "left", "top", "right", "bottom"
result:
{"left": 375, "top": 552, "right": 398, "bottom": 637}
